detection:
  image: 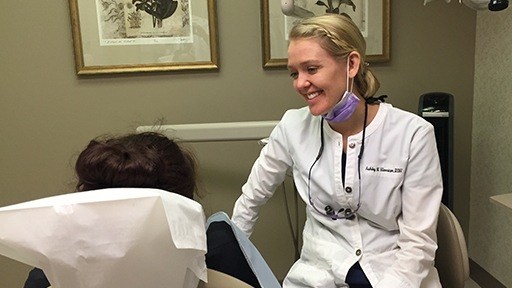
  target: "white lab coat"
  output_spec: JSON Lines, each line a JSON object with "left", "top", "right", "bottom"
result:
{"left": 232, "top": 103, "right": 443, "bottom": 288}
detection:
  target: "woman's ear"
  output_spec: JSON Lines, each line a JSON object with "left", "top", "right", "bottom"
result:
{"left": 347, "top": 51, "right": 361, "bottom": 78}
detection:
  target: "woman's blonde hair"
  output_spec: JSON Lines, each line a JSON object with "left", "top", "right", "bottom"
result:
{"left": 289, "top": 13, "right": 380, "bottom": 98}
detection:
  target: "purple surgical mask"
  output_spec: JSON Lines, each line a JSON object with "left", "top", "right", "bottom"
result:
{"left": 322, "top": 58, "right": 360, "bottom": 122}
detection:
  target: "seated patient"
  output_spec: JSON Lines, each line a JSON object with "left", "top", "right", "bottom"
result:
{"left": 24, "top": 132, "right": 262, "bottom": 288}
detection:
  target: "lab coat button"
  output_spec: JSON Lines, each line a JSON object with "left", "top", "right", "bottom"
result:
{"left": 349, "top": 143, "right": 356, "bottom": 149}
{"left": 345, "top": 187, "right": 352, "bottom": 193}
{"left": 356, "top": 249, "right": 361, "bottom": 256}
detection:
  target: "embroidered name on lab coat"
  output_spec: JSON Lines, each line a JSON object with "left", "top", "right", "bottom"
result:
{"left": 365, "top": 166, "right": 403, "bottom": 173}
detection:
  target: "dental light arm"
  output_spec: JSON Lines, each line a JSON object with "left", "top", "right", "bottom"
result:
{"left": 281, "top": 0, "right": 315, "bottom": 18}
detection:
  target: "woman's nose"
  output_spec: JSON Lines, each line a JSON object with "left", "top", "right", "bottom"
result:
{"left": 295, "top": 74, "right": 311, "bottom": 91}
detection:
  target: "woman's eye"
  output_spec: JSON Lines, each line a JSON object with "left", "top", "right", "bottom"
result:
{"left": 290, "top": 72, "right": 298, "bottom": 79}
{"left": 307, "top": 67, "right": 318, "bottom": 74}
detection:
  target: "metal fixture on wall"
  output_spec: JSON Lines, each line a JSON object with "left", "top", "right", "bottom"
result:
{"left": 424, "top": 0, "right": 509, "bottom": 11}
{"left": 488, "top": 0, "right": 508, "bottom": 11}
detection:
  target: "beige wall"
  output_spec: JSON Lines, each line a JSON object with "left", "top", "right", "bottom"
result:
{"left": 470, "top": 9, "right": 512, "bottom": 287}
{"left": 0, "top": 0, "right": 476, "bottom": 286}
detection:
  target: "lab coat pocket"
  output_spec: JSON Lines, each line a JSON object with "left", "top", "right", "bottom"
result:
{"left": 285, "top": 231, "right": 341, "bottom": 288}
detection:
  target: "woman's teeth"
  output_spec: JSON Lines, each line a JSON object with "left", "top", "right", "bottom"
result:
{"left": 307, "top": 92, "right": 320, "bottom": 99}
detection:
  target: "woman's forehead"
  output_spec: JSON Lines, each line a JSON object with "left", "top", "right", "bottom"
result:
{"left": 287, "top": 38, "right": 338, "bottom": 68}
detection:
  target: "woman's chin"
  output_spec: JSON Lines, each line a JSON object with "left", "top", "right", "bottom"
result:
{"left": 308, "top": 106, "right": 326, "bottom": 117}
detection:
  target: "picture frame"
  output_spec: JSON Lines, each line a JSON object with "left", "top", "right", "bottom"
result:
{"left": 261, "top": 0, "right": 390, "bottom": 69}
{"left": 68, "top": 0, "right": 219, "bottom": 75}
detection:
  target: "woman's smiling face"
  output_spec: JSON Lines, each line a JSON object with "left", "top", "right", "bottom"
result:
{"left": 287, "top": 38, "right": 348, "bottom": 116}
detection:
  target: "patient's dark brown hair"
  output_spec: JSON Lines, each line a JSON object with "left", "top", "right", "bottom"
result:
{"left": 74, "top": 132, "right": 197, "bottom": 199}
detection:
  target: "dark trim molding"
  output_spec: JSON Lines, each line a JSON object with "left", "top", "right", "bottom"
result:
{"left": 469, "top": 258, "right": 506, "bottom": 288}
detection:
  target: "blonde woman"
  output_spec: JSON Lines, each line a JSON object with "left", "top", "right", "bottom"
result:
{"left": 232, "top": 14, "right": 443, "bottom": 288}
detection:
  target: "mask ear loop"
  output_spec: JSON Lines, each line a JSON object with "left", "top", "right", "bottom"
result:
{"left": 346, "top": 56, "right": 354, "bottom": 94}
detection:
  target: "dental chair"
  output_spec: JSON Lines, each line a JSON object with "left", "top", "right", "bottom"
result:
{"left": 435, "top": 203, "right": 470, "bottom": 288}
{"left": 204, "top": 212, "right": 282, "bottom": 288}
{"left": 198, "top": 269, "right": 253, "bottom": 288}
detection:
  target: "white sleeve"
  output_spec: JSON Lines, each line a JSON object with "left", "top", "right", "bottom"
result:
{"left": 231, "top": 118, "right": 293, "bottom": 237}
{"left": 376, "top": 124, "right": 443, "bottom": 288}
